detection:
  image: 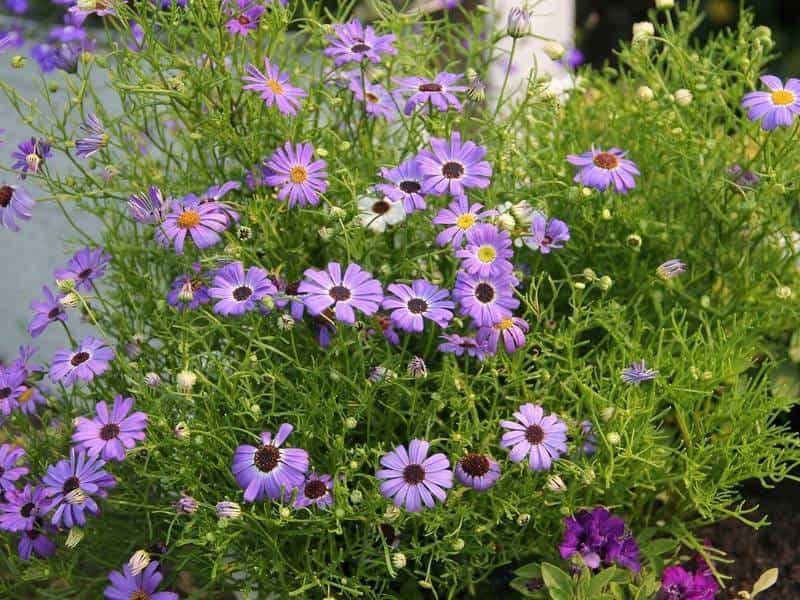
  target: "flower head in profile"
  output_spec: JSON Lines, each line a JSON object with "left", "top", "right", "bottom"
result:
{"left": 0, "top": 367, "right": 25, "bottom": 415}
{"left": 75, "top": 113, "right": 108, "bottom": 158}
{"left": 525, "top": 213, "right": 570, "bottom": 254}
{"left": 243, "top": 57, "right": 307, "bottom": 115}
{"left": 232, "top": 423, "right": 309, "bottom": 502}
{"left": 42, "top": 449, "right": 116, "bottom": 528}
{"left": 567, "top": 147, "right": 640, "bottom": 194}
{"left": 500, "top": 403, "right": 567, "bottom": 471}
{"left": 72, "top": 396, "right": 148, "bottom": 462}
{"left": 104, "top": 561, "right": 178, "bottom": 600}
{"left": 477, "top": 316, "right": 529, "bottom": 354}
{"left": 454, "top": 453, "right": 501, "bottom": 491}
{"left": 375, "top": 158, "right": 426, "bottom": 213}
{"left": 393, "top": 72, "right": 466, "bottom": 115}
{"left": 417, "top": 132, "right": 492, "bottom": 197}
{"left": 437, "top": 333, "right": 491, "bottom": 360}
{"left": 742, "top": 75, "right": 800, "bottom": 131}
{"left": 49, "top": 336, "right": 115, "bottom": 387}
{"left": 382, "top": 279, "right": 454, "bottom": 332}
{"left": 358, "top": 195, "right": 405, "bottom": 233}
{"left": 17, "top": 523, "right": 57, "bottom": 561}
{"left": 656, "top": 259, "right": 686, "bottom": 280}
{"left": 208, "top": 261, "right": 276, "bottom": 316}
{"left": 0, "top": 444, "right": 28, "bottom": 491}
{"left": 324, "top": 19, "right": 397, "bottom": 66}
{"left": 263, "top": 142, "right": 328, "bottom": 207}
{"left": 621, "top": 360, "right": 658, "bottom": 385}
{"left": 376, "top": 439, "right": 453, "bottom": 512}
{"left": 225, "top": 0, "right": 265, "bottom": 36}
{"left": 432, "top": 196, "right": 496, "bottom": 248}
{"left": 54, "top": 246, "right": 111, "bottom": 292}
{"left": 453, "top": 271, "right": 519, "bottom": 327}
{"left": 299, "top": 262, "right": 383, "bottom": 325}
{"left": 167, "top": 264, "right": 211, "bottom": 311}
{"left": 349, "top": 76, "right": 400, "bottom": 120}
{"left": 11, "top": 138, "right": 52, "bottom": 178}
{"left": 0, "top": 183, "right": 34, "bottom": 231}
{"left": 0, "top": 484, "right": 52, "bottom": 533}
{"left": 293, "top": 473, "right": 334, "bottom": 509}
{"left": 456, "top": 223, "right": 514, "bottom": 277}
{"left": 559, "top": 507, "right": 640, "bottom": 572}
{"left": 128, "top": 186, "right": 168, "bottom": 225}
{"left": 28, "top": 285, "right": 67, "bottom": 338}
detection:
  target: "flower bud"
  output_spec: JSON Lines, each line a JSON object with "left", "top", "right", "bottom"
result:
{"left": 451, "top": 538, "right": 465, "bottom": 551}
{"left": 128, "top": 550, "right": 151, "bottom": 576}
{"left": 543, "top": 41, "right": 566, "bottom": 60}
{"left": 56, "top": 278, "right": 77, "bottom": 293}
{"left": 607, "top": 432, "right": 622, "bottom": 445}
{"left": 516, "top": 513, "right": 530, "bottom": 525}
{"left": 174, "top": 422, "right": 190, "bottom": 439}
{"left": 466, "top": 77, "right": 486, "bottom": 103}
{"left": 636, "top": 85, "right": 654, "bottom": 103}
{"left": 601, "top": 208, "right": 612, "bottom": 220}
{"left": 494, "top": 212, "right": 516, "bottom": 232}
{"left": 176, "top": 369, "right": 197, "bottom": 392}
{"left": 776, "top": 285, "right": 793, "bottom": 299}
{"left": 65, "top": 527, "right": 85, "bottom": 549}
{"left": 546, "top": 475, "right": 567, "bottom": 493}
{"left": 674, "top": 88, "right": 693, "bottom": 106}
{"left": 215, "top": 501, "right": 242, "bottom": 519}
{"left": 344, "top": 417, "right": 358, "bottom": 429}
{"left": 144, "top": 372, "right": 161, "bottom": 387}
{"left": 507, "top": 7, "right": 533, "bottom": 38}
{"left": 655, "top": 0, "right": 674, "bottom": 9}
{"left": 59, "top": 292, "right": 81, "bottom": 308}
{"left": 11, "top": 55, "right": 25, "bottom": 69}
{"left": 349, "top": 489, "right": 363, "bottom": 504}
{"left": 601, "top": 406, "right": 615, "bottom": 421}
{"left": 391, "top": 552, "right": 407, "bottom": 569}
{"left": 278, "top": 313, "right": 295, "bottom": 331}
{"left": 626, "top": 233, "right": 642, "bottom": 249}
{"left": 384, "top": 505, "right": 402, "bottom": 521}
{"left": 279, "top": 506, "right": 292, "bottom": 519}
{"left": 632, "top": 21, "right": 655, "bottom": 42}
{"left": 598, "top": 275, "right": 613, "bottom": 291}
{"left": 175, "top": 493, "right": 199, "bottom": 514}
{"left": 407, "top": 356, "right": 427, "bottom": 379}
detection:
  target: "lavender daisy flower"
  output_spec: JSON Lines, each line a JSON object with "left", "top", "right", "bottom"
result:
{"left": 42, "top": 449, "right": 116, "bottom": 528}
{"left": 167, "top": 264, "right": 211, "bottom": 311}
{"left": 377, "top": 440, "right": 453, "bottom": 512}
{"left": 382, "top": 279, "right": 454, "bottom": 332}
{"left": 128, "top": 186, "right": 168, "bottom": 224}
{"left": 432, "top": 197, "right": 496, "bottom": 247}
{"left": 226, "top": 0, "right": 265, "bottom": 36}
{"left": 231, "top": 424, "right": 309, "bottom": 502}
{"left": 417, "top": 132, "right": 492, "bottom": 196}
{"left": 299, "top": 262, "right": 383, "bottom": 325}
{"left": 0, "top": 367, "right": 25, "bottom": 415}
{"left": 393, "top": 72, "right": 466, "bottom": 115}
{"left": 263, "top": 142, "right": 328, "bottom": 207}
{"left": 53, "top": 246, "right": 111, "bottom": 292}
{"left": 271, "top": 276, "right": 305, "bottom": 320}
{"left": 477, "top": 316, "right": 529, "bottom": 354}
{"left": 375, "top": 158, "right": 426, "bottom": 213}
{"left": 349, "top": 78, "right": 400, "bottom": 120}
{"left": 742, "top": 75, "right": 800, "bottom": 131}
{"left": 16, "top": 385, "right": 47, "bottom": 417}
{"left": 293, "top": 473, "right": 334, "bottom": 509}
{"left": 621, "top": 360, "right": 658, "bottom": 385}
{"left": 18, "top": 524, "right": 56, "bottom": 561}
{"left": 559, "top": 507, "right": 641, "bottom": 572}
{"left": 72, "top": 396, "right": 147, "bottom": 462}
{"left": 0, "top": 484, "right": 51, "bottom": 532}
{"left": 155, "top": 197, "right": 229, "bottom": 254}
{"left": 454, "top": 453, "right": 501, "bottom": 491}
{"left": 500, "top": 403, "right": 568, "bottom": 471}
{"left": 525, "top": 213, "right": 570, "bottom": 254}
{"left": 28, "top": 285, "right": 66, "bottom": 338}
{"left": 209, "top": 261, "right": 276, "bottom": 316}
{"left": 567, "top": 147, "right": 640, "bottom": 194}
{"left": 243, "top": 57, "right": 307, "bottom": 115}
{"left": 0, "top": 444, "right": 28, "bottom": 491}
{"left": 68, "top": 0, "right": 115, "bottom": 26}
{"left": 104, "top": 561, "right": 178, "bottom": 600}
{"left": 11, "top": 138, "right": 52, "bottom": 178}
{"left": 456, "top": 224, "right": 514, "bottom": 277}
{"left": 437, "top": 333, "right": 491, "bottom": 360}
{"left": 453, "top": 271, "right": 519, "bottom": 327}
{"left": 75, "top": 113, "right": 108, "bottom": 158}
{"left": 49, "top": 336, "right": 115, "bottom": 387}
{"left": 656, "top": 259, "right": 686, "bottom": 280}
{"left": 324, "top": 19, "right": 397, "bottom": 66}
{"left": 0, "top": 182, "right": 34, "bottom": 231}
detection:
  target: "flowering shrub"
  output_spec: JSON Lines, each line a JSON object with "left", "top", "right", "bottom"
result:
{"left": 1, "top": 1, "right": 800, "bottom": 598}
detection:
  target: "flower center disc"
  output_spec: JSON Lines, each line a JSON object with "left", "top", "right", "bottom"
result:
{"left": 474, "top": 282, "right": 495, "bottom": 303}
{"left": 329, "top": 285, "right": 351, "bottom": 302}
{"left": 406, "top": 298, "right": 428, "bottom": 314}
{"left": 254, "top": 445, "right": 280, "bottom": 472}
{"left": 419, "top": 83, "right": 443, "bottom": 93}
{"left": 20, "top": 502, "right": 36, "bottom": 518}
{"left": 99, "top": 423, "right": 121, "bottom": 441}
{"left": 592, "top": 152, "right": 619, "bottom": 170}
{"left": 70, "top": 351, "right": 90, "bottom": 366}
{"left": 350, "top": 43, "right": 371, "bottom": 53}
{"left": 771, "top": 89, "right": 794, "bottom": 106}
{"left": 266, "top": 79, "right": 284, "bottom": 95}
{"left": 476, "top": 245, "right": 497, "bottom": 263}
{"left": 441, "top": 161, "right": 465, "bottom": 179}
{"left": 0, "top": 185, "right": 13, "bottom": 208}
{"left": 402, "top": 463, "right": 426, "bottom": 484}
{"left": 525, "top": 424, "right": 545, "bottom": 444}
{"left": 177, "top": 210, "right": 201, "bottom": 229}
{"left": 62, "top": 476, "right": 81, "bottom": 495}
{"left": 0, "top": 387, "right": 11, "bottom": 399}
{"left": 232, "top": 286, "right": 253, "bottom": 301}
{"left": 304, "top": 480, "right": 327, "bottom": 499}
{"left": 365, "top": 92, "right": 379, "bottom": 104}
{"left": 289, "top": 166, "right": 308, "bottom": 184}
{"left": 455, "top": 213, "right": 476, "bottom": 230}
{"left": 399, "top": 180, "right": 421, "bottom": 194}
{"left": 371, "top": 200, "right": 391, "bottom": 215}
{"left": 460, "top": 453, "right": 490, "bottom": 477}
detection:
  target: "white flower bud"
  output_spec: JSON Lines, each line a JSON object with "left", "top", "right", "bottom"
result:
{"left": 607, "top": 432, "right": 622, "bottom": 445}
{"left": 65, "top": 527, "right": 85, "bottom": 549}
{"left": 776, "top": 285, "right": 792, "bottom": 299}
{"left": 546, "top": 475, "right": 567, "bottom": 493}
{"left": 391, "top": 552, "right": 407, "bottom": 569}
{"left": 632, "top": 21, "right": 655, "bottom": 42}
{"left": 674, "top": 88, "right": 693, "bottom": 106}
{"left": 655, "top": 0, "right": 674, "bottom": 9}
{"left": 601, "top": 406, "right": 615, "bottom": 421}
{"left": 176, "top": 369, "right": 197, "bottom": 392}
{"left": 59, "top": 292, "right": 81, "bottom": 308}
{"left": 543, "top": 41, "right": 566, "bottom": 60}
{"left": 128, "top": 550, "right": 151, "bottom": 576}
{"left": 344, "top": 417, "right": 358, "bottom": 429}
{"left": 598, "top": 275, "right": 613, "bottom": 291}
{"left": 636, "top": 85, "right": 654, "bottom": 103}
{"left": 279, "top": 506, "right": 291, "bottom": 519}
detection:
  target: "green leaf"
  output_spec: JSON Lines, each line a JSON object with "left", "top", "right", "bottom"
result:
{"left": 644, "top": 538, "right": 678, "bottom": 558}
{"left": 751, "top": 568, "right": 779, "bottom": 597}
{"left": 541, "top": 563, "right": 575, "bottom": 600}
{"left": 515, "top": 563, "right": 542, "bottom": 579}
{"left": 588, "top": 567, "right": 621, "bottom": 596}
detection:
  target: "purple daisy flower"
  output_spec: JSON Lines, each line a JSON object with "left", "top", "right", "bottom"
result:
{"left": 621, "top": 360, "right": 658, "bottom": 385}
{"left": 271, "top": 276, "right": 305, "bottom": 320}
{"left": 393, "top": 72, "right": 466, "bottom": 115}
{"left": 298, "top": 262, "right": 383, "bottom": 325}
{"left": 263, "top": 142, "right": 328, "bottom": 208}
{"left": 432, "top": 196, "right": 496, "bottom": 248}
{"left": 231, "top": 423, "right": 309, "bottom": 502}
{"left": 559, "top": 507, "right": 641, "bottom": 572}
{"left": 156, "top": 197, "right": 230, "bottom": 254}
{"left": 453, "top": 271, "right": 519, "bottom": 327}
{"left": 293, "top": 473, "right": 334, "bottom": 509}
{"left": 167, "top": 264, "right": 211, "bottom": 311}
{"left": 75, "top": 113, "right": 108, "bottom": 158}
{"left": 0, "top": 484, "right": 51, "bottom": 533}
{"left": 567, "top": 147, "right": 640, "bottom": 194}
{"left": 417, "top": 132, "right": 492, "bottom": 197}
{"left": 15, "top": 384, "right": 47, "bottom": 417}
{"left": 455, "top": 223, "right": 514, "bottom": 277}
{"left": 349, "top": 77, "right": 400, "bottom": 120}
{"left": 375, "top": 158, "right": 426, "bottom": 213}
{"left": 208, "top": 261, "right": 276, "bottom": 316}
{"left": 42, "top": 449, "right": 116, "bottom": 528}
{"left": 727, "top": 164, "right": 759, "bottom": 188}
{"left": 742, "top": 75, "right": 800, "bottom": 131}
{"left": 500, "top": 403, "right": 568, "bottom": 471}
{"left": 71, "top": 396, "right": 147, "bottom": 462}
{"left": 226, "top": 0, "right": 265, "bottom": 36}
{"left": 0, "top": 444, "right": 28, "bottom": 491}
{"left": 437, "top": 333, "right": 491, "bottom": 360}
{"left": 371, "top": 314, "right": 400, "bottom": 345}
{"left": 0, "top": 366, "right": 26, "bottom": 415}
{"left": 525, "top": 213, "right": 570, "bottom": 254}
{"left": 53, "top": 246, "right": 111, "bottom": 291}
{"left": 477, "top": 316, "right": 529, "bottom": 354}
{"left": 382, "top": 279, "right": 454, "bottom": 332}
{"left": 376, "top": 439, "right": 453, "bottom": 512}
{"left": 11, "top": 138, "right": 52, "bottom": 178}
{"left": 0, "top": 182, "right": 34, "bottom": 231}
{"left": 28, "top": 285, "right": 67, "bottom": 338}
{"left": 454, "top": 453, "right": 501, "bottom": 491}
{"left": 17, "top": 524, "right": 57, "bottom": 561}
{"left": 49, "top": 336, "right": 115, "bottom": 387}
{"left": 243, "top": 57, "right": 307, "bottom": 115}
{"left": 104, "top": 561, "right": 178, "bottom": 600}
{"left": 128, "top": 186, "right": 168, "bottom": 225}
{"left": 324, "top": 19, "right": 397, "bottom": 67}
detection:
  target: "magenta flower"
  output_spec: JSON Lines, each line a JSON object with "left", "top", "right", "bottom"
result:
{"left": 243, "top": 57, "right": 307, "bottom": 115}
{"left": 742, "top": 75, "right": 800, "bottom": 131}
{"left": 324, "top": 19, "right": 397, "bottom": 66}
{"left": 567, "top": 147, "right": 640, "bottom": 194}
{"left": 524, "top": 213, "right": 570, "bottom": 254}
{"left": 299, "top": 262, "right": 383, "bottom": 325}
{"left": 393, "top": 72, "right": 466, "bottom": 115}
{"left": 453, "top": 271, "right": 519, "bottom": 327}
{"left": 477, "top": 316, "right": 529, "bottom": 354}
{"left": 209, "top": 261, "right": 276, "bottom": 316}
{"left": 658, "top": 564, "right": 719, "bottom": 600}
{"left": 263, "top": 142, "right": 328, "bottom": 208}
{"left": 71, "top": 396, "right": 147, "bottom": 462}
{"left": 104, "top": 561, "right": 178, "bottom": 600}
{"left": 226, "top": 1, "right": 265, "bottom": 36}
{"left": 455, "top": 223, "right": 514, "bottom": 277}
{"left": 53, "top": 246, "right": 110, "bottom": 291}
{"left": 293, "top": 473, "right": 334, "bottom": 509}
{"left": 42, "top": 449, "right": 116, "bottom": 528}
{"left": 155, "top": 197, "right": 230, "bottom": 254}
{"left": 417, "top": 132, "right": 492, "bottom": 196}
{"left": 0, "top": 484, "right": 51, "bottom": 533}
{"left": 454, "top": 453, "right": 501, "bottom": 491}
{"left": 49, "top": 336, "right": 115, "bottom": 387}
{"left": 559, "top": 507, "right": 641, "bottom": 572}
{"left": 382, "top": 279, "right": 454, "bottom": 332}
{"left": 375, "top": 158, "right": 426, "bottom": 213}
{"left": 437, "top": 333, "right": 491, "bottom": 360}
{"left": 28, "top": 285, "right": 66, "bottom": 338}
{"left": 432, "top": 196, "right": 496, "bottom": 247}
{"left": 0, "top": 443, "right": 28, "bottom": 491}
{"left": 376, "top": 439, "right": 453, "bottom": 512}
{"left": 0, "top": 182, "right": 34, "bottom": 231}
{"left": 500, "top": 403, "right": 567, "bottom": 471}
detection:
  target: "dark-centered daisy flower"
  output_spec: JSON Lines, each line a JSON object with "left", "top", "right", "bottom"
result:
{"left": 500, "top": 403, "right": 568, "bottom": 471}
{"left": 393, "top": 72, "right": 466, "bottom": 115}
{"left": 324, "top": 19, "right": 397, "bottom": 66}
{"left": 75, "top": 113, "right": 108, "bottom": 158}
{"left": 11, "top": 137, "right": 52, "bottom": 178}
{"left": 167, "top": 264, "right": 211, "bottom": 311}
{"left": 432, "top": 196, "right": 496, "bottom": 247}
{"left": 17, "top": 522, "right": 56, "bottom": 561}
{"left": 299, "top": 262, "right": 383, "bottom": 325}
{"left": 525, "top": 213, "right": 570, "bottom": 254}
{"left": 742, "top": 75, "right": 800, "bottom": 131}
{"left": 243, "top": 57, "right": 307, "bottom": 115}
{"left": 72, "top": 396, "right": 148, "bottom": 462}
{"left": 209, "top": 261, "right": 276, "bottom": 316}
{"left": 0, "top": 484, "right": 51, "bottom": 533}
{"left": 0, "top": 182, "right": 34, "bottom": 231}
{"left": 437, "top": 333, "right": 491, "bottom": 360}
{"left": 53, "top": 246, "right": 111, "bottom": 291}
{"left": 382, "top": 279, "right": 454, "bottom": 332}
{"left": 263, "top": 142, "right": 328, "bottom": 207}
{"left": 567, "top": 147, "right": 640, "bottom": 194}
{"left": 28, "top": 285, "right": 67, "bottom": 338}
{"left": 453, "top": 271, "right": 519, "bottom": 327}
{"left": 375, "top": 158, "right": 427, "bottom": 213}
{"left": 477, "top": 316, "right": 529, "bottom": 354}
{"left": 621, "top": 360, "right": 658, "bottom": 385}
{"left": 156, "top": 197, "right": 229, "bottom": 254}
{"left": 104, "top": 561, "right": 179, "bottom": 600}
{"left": 376, "top": 439, "right": 453, "bottom": 512}
{"left": 455, "top": 223, "right": 514, "bottom": 277}
{"left": 0, "top": 443, "right": 28, "bottom": 491}
{"left": 42, "top": 449, "right": 116, "bottom": 528}
{"left": 128, "top": 185, "right": 168, "bottom": 224}
{"left": 231, "top": 424, "right": 309, "bottom": 502}
{"left": 349, "top": 77, "right": 400, "bottom": 120}
{"left": 417, "top": 132, "right": 492, "bottom": 196}
{"left": 225, "top": 0, "right": 265, "bottom": 36}
{"left": 454, "top": 453, "right": 501, "bottom": 491}
{"left": 293, "top": 473, "right": 334, "bottom": 509}
{"left": 49, "top": 336, "right": 115, "bottom": 387}
{"left": 0, "top": 366, "right": 26, "bottom": 415}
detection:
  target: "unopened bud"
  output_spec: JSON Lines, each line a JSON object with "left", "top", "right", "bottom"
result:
{"left": 144, "top": 372, "right": 161, "bottom": 387}
{"left": 507, "top": 7, "right": 533, "bottom": 38}
{"left": 674, "top": 88, "right": 693, "bottom": 106}
{"left": 65, "top": 527, "right": 85, "bottom": 548}
{"left": 349, "top": 489, "right": 363, "bottom": 504}
{"left": 636, "top": 85, "right": 654, "bottom": 103}
{"left": 176, "top": 369, "right": 197, "bottom": 392}
{"left": 56, "top": 278, "right": 77, "bottom": 293}
{"left": 543, "top": 41, "right": 566, "bottom": 60}
{"left": 632, "top": 22, "right": 655, "bottom": 42}
{"left": 174, "top": 421, "right": 190, "bottom": 439}
{"left": 128, "top": 550, "right": 151, "bottom": 576}
{"left": 607, "top": 432, "right": 621, "bottom": 445}
{"left": 391, "top": 552, "right": 407, "bottom": 569}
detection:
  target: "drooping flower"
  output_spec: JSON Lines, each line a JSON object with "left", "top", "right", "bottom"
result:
{"left": 656, "top": 259, "right": 686, "bottom": 280}
{"left": 75, "top": 113, "right": 108, "bottom": 158}
{"left": 42, "top": 449, "right": 116, "bottom": 528}
{"left": 104, "top": 561, "right": 179, "bottom": 600}
{"left": 349, "top": 77, "right": 400, "bottom": 120}
{"left": 657, "top": 564, "right": 719, "bottom": 600}
{"left": 375, "top": 158, "right": 427, "bottom": 213}
{"left": 231, "top": 424, "right": 309, "bottom": 502}
{"left": 17, "top": 523, "right": 57, "bottom": 561}
{"left": 167, "top": 264, "right": 211, "bottom": 311}
{"left": 15, "top": 384, "right": 48, "bottom": 417}
{"left": 324, "top": 19, "right": 397, "bottom": 66}
{"left": 393, "top": 72, "right": 466, "bottom": 115}
{"left": 454, "top": 453, "right": 501, "bottom": 491}
{"left": 299, "top": 262, "right": 383, "bottom": 325}
{"left": 742, "top": 75, "right": 800, "bottom": 131}
{"left": 417, "top": 132, "right": 492, "bottom": 196}
{"left": 453, "top": 271, "right": 519, "bottom": 327}
{"left": 376, "top": 439, "right": 453, "bottom": 512}
{"left": 28, "top": 285, "right": 67, "bottom": 338}
{"left": 382, "top": 279, "right": 454, "bottom": 332}
{"left": 621, "top": 360, "right": 658, "bottom": 385}
{"left": 0, "top": 182, "right": 34, "bottom": 231}
{"left": 71, "top": 396, "right": 148, "bottom": 462}
{"left": 175, "top": 493, "right": 198, "bottom": 515}
{"left": 432, "top": 196, "right": 496, "bottom": 247}
{"left": 477, "top": 316, "right": 529, "bottom": 354}
{"left": 271, "top": 276, "right": 305, "bottom": 321}
{"left": 437, "top": 333, "right": 491, "bottom": 360}
{"left": 49, "top": 336, "right": 115, "bottom": 387}
{"left": 293, "top": 473, "right": 334, "bottom": 509}
{"left": 53, "top": 246, "right": 111, "bottom": 292}
{"left": 357, "top": 195, "right": 406, "bottom": 233}
{"left": 455, "top": 223, "right": 514, "bottom": 277}
{"left": 263, "top": 142, "right": 328, "bottom": 208}
{"left": 0, "top": 366, "right": 25, "bottom": 415}
{"left": 225, "top": 0, "right": 265, "bottom": 36}
{"left": 524, "top": 213, "right": 570, "bottom": 254}
{"left": 567, "top": 147, "right": 640, "bottom": 194}
{"left": 155, "top": 197, "right": 230, "bottom": 254}
{"left": 0, "top": 484, "right": 51, "bottom": 533}
{"left": 11, "top": 138, "right": 52, "bottom": 178}
{"left": 0, "top": 444, "right": 28, "bottom": 491}
{"left": 128, "top": 186, "right": 168, "bottom": 224}
{"left": 500, "top": 403, "right": 568, "bottom": 471}
{"left": 559, "top": 507, "right": 641, "bottom": 572}
{"left": 243, "top": 57, "right": 307, "bottom": 115}
{"left": 208, "top": 261, "right": 276, "bottom": 316}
